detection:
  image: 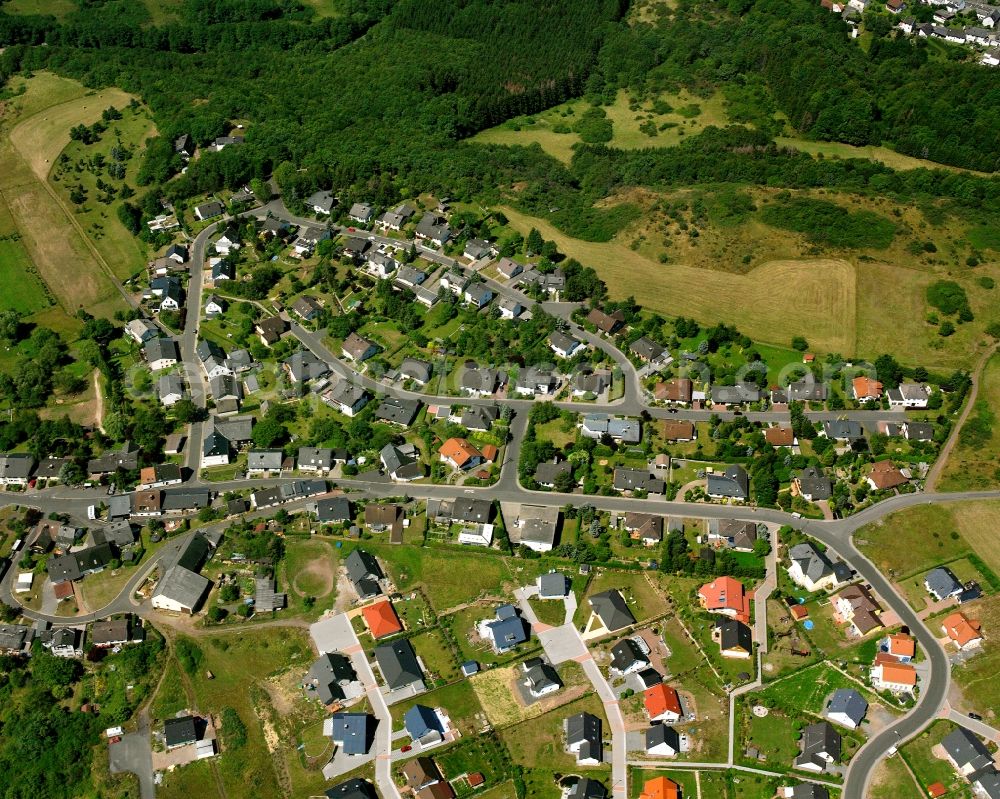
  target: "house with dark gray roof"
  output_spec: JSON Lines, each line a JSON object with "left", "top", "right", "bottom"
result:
{"left": 523, "top": 657, "right": 561, "bottom": 697}
{"left": 461, "top": 404, "right": 498, "bottom": 432}
{"left": 144, "top": 337, "right": 179, "bottom": 370}
{"left": 285, "top": 350, "right": 329, "bottom": 384}
{"left": 712, "top": 383, "right": 761, "bottom": 405}
{"left": 534, "top": 459, "right": 572, "bottom": 488}
{"left": 613, "top": 468, "right": 665, "bottom": 495}
{"left": 400, "top": 358, "right": 432, "bottom": 385}
{"left": 788, "top": 379, "right": 828, "bottom": 402}
{"left": 345, "top": 549, "right": 383, "bottom": 599}
{"left": 373, "top": 638, "right": 424, "bottom": 692}
{"left": 379, "top": 443, "right": 424, "bottom": 482}
{"left": 565, "top": 712, "right": 603, "bottom": 765}
{"left": 306, "top": 652, "right": 358, "bottom": 706}
{"left": 403, "top": 705, "right": 444, "bottom": 745}
{"left": 707, "top": 465, "right": 749, "bottom": 501}
{"left": 324, "top": 778, "right": 378, "bottom": 799}
{"left": 483, "top": 605, "right": 530, "bottom": 652}
{"left": 707, "top": 519, "right": 759, "bottom": 552}
{"left": 794, "top": 467, "right": 833, "bottom": 502}
{"left": 375, "top": 397, "right": 421, "bottom": 427}
{"left": 925, "top": 566, "right": 963, "bottom": 601}
{"left": 314, "top": 497, "right": 352, "bottom": 524}
{"left": 714, "top": 618, "right": 752, "bottom": 658}
{"left": 538, "top": 571, "right": 569, "bottom": 598}
{"left": 826, "top": 688, "right": 867, "bottom": 729}
{"left": 589, "top": 589, "right": 636, "bottom": 632}
{"left": 822, "top": 420, "right": 864, "bottom": 442}
{"left": 298, "top": 447, "right": 334, "bottom": 473}
{"left": 788, "top": 542, "right": 837, "bottom": 592}
{"left": 610, "top": 638, "right": 650, "bottom": 675}
{"left": 794, "top": 722, "right": 841, "bottom": 772}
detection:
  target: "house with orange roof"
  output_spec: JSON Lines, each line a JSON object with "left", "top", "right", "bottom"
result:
{"left": 867, "top": 460, "right": 908, "bottom": 492}
{"left": 852, "top": 376, "right": 883, "bottom": 401}
{"left": 439, "top": 438, "right": 484, "bottom": 471}
{"left": 643, "top": 683, "right": 683, "bottom": 723}
{"left": 639, "top": 776, "right": 681, "bottom": 799}
{"left": 926, "top": 782, "right": 946, "bottom": 799}
{"left": 871, "top": 652, "right": 916, "bottom": 693}
{"left": 942, "top": 612, "right": 983, "bottom": 650}
{"left": 698, "top": 576, "right": 751, "bottom": 624}
{"left": 882, "top": 632, "right": 916, "bottom": 662}
{"left": 362, "top": 600, "right": 403, "bottom": 639}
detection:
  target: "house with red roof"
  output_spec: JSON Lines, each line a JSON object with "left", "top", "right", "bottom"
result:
{"left": 698, "top": 576, "right": 751, "bottom": 624}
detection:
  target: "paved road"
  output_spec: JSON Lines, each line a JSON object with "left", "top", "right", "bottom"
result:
{"left": 109, "top": 713, "right": 155, "bottom": 799}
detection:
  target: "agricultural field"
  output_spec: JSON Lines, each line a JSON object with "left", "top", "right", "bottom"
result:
{"left": 473, "top": 89, "right": 731, "bottom": 164}
{"left": 856, "top": 501, "right": 1000, "bottom": 591}
{"left": 0, "top": 72, "right": 132, "bottom": 322}
{"left": 498, "top": 187, "right": 1000, "bottom": 370}
{"left": 940, "top": 353, "right": 1000, "bottom": 491}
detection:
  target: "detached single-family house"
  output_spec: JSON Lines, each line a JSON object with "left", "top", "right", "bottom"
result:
{"left": 826, "top": 688, "right": 867, "bottom": 729}
{"left": 867, "top": 460, "right": 907, "bottom": 492}
{"left": 887, "top": 383, "right": 930, "bottom": 408}
{"left": 306, "top": 190, "right": 336, "bottom": 215}
{"left": 707, "top": 519, "right": 759, "bottom": 552}
{"left": 565, "top": 712, "right": 603, "bottom": 766}
{"left": 706, "top": 465, "right": 749, "bottom": 501}
{"left": 942, "top": 727, "right": 994, "bottom": 777}
{"left": 698, "top": 577, "right": 751, "bottom": 624}
{"left": 439, "top": 438, "right": 484, "bottom": 471}
{"left": 144, "top": 338, "right": 179, "bottom": 371}
{"left": 645, "top": 724, "right": 681, "bottom": 758}
{"left": 852, "top": 376, "right": 883, "bottom": 401}
{"left": 794, "top": 722, "right": 841, "bottom": 773}
{"left": 834, "top": 584, "right": 883, "bottom": 636}
{"left": 483, "top": 604, "right": 530, "bottom": 653}
{"left": 194, "top": 201, "right": 223, "bottom": 221}
{"left": 610, "top": 638, "right": 650, "bottom": 676}
{"left": 256, "top": 316, "right": 288, "bottom": 346}
{"left": 942, "top": 612, "right": 983, "bottom": 650}
{"left": 523, "top": 657, "right": 561, "bottom": 697}
{"left": 549, "top": 330, "right": 583, "bottom": 359}
{"left": 373, "top": 639, "right": 425, "bottom": 692}
{"left": 871, "top": 653, "right": 916, "bottom": 693}
{"left": 925, "top": 566, "right": 963, "bottom": 601}
{"left": 348, "top": 202, "right": 374, "bottom": 224}
{"left": 643, "top": 683, "right": 682, "bottom": 723}
{"left": 655, "top": 378, "right": 693, "bottom": 404}
{"left": 794, "top": 468, "right": 833, "bottom": 502}
{"left": 586, "top": 308, "right": 625, "bottom": 336}
{"left": 341, "top": 332, "right": 377, "bottom": 362}
{"left": 713, "top": 618, "right": 752, "bottom": 658}
{"left": 787, "top": 542, "right": 837, "bottom": 592}
{"left": 588, "top": 589, "right": 636, "bottom": 633}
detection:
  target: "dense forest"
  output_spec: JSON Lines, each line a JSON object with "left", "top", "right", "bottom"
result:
{"left": 1, "top": 0, "right": 1000, "bottom": 238}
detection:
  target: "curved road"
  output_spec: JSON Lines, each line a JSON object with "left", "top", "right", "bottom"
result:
{"left": 7, "top": 196, "right": 987, "bottom": 798}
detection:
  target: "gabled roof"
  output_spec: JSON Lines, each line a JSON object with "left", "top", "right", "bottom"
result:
{"left": 942, "top": 726, "right": 993, "bottom": 772}
{"left": 789, "top": 542, "right": 833, "bottom": 583}
{"left": 827, "top": 688, "right": 867, "bottom": 725}
{"left": 589, "top": 589, "right": 636, "bottom": 632}
{"left": 699, "top": 576, "right": 751, "bottom": 623}
{"left": 716, "top": 618, "right": 752, "bottom": 653}
{"left": 329, "top": 712, "right": 375, "bottom": 755}
{"left": 943, "top": 612, "right": 982, "bottom": 647}
{"left": 306, "top": 652, "right": 356, "bottom": 704}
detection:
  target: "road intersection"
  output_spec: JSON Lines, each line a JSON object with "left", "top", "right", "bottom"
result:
{"left": 4, "top": 197, "right": 994, "bottom": 798}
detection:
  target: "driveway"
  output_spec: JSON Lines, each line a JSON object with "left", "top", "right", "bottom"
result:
{"left": 537, "top": 625, "right": 588, "bottom": 664}
{"left": 109, "top": 728, "right": 155, "bottom": 799}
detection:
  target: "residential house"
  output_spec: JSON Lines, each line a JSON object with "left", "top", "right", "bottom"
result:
{"left": 305, "top": 652, "right": 358, "bottom": 706}
{"left": 630, "top": 337, "right": 667, "bottom": 364}
{"left": 306, "top": 190, "right": 336, "bottom": 215}
{"left": 794, "top": 722, "right": 841, "bottom": 773}
{"left": 87, "top": 448, "right": 137, "bottom": 477}
{"left": 91, "top": 617, "right": 138, "bottom": 647}
{"left": 887, "top": 383, "right": 930, "bottom": 408}
{"left": 292, "top": 295, "right": 323, "bottom": 322}
{"left": 534, "top": 459, "right": 573, "bottom": 489}
{"left": 498, "top": 296, "right": 524, "bottom": 319}
{"left": 0, "top": 454, "right": 35, "bottom": 486}
{"left": 645, "top": 724, "right": 681, "bottom": 757}
{"left": 348, "top": 202, "right": 374, "bottom": 224}
{"left": 587, "top": 308, "right": 625, "bottom": 336}
{"left": 822, "top": 420, "right": 864, "bottom": 442}
{"left": 126, "top": 318, "right": 159, "bottom": 344}
{"left": 639, "top": 776, "right": 681, "bottom": 799}
{"left": 794, "top": 468, "right": 833, "bottom": 502}
{"left": 464, "top": 238, "right": 495, "bottom": 260}
{"left": 787, "top": 379, "right": 828, "bottom": 403}
{"left": 329, "top": 713, "right": 375, "bottom": 756}
{"left": 144, "top": 338, "right": 179, "bottom": 371}
{"left": 366, "top": 250, "right": 398, "bottom": 279}
{"left": 461, "top": 405, "right": 498, "bottom": 432}
{"left": 549, "top": 330, "right": 583, "bottom": 359}
{"left": 903, "top": 421, "right": 934, "bottom": 442}
{"left": 210, "top": 258, "right": 235, "bottom": 282}
{"left": 706, "top": 465, "right": 749, "bottom": 501}
{"left": 342, "top": 236, "right": 371, "bottom": 259}
{"left": 942, "top": 727, "right": 995, "bottom": 776}
{"left": 380, "top": 443, "right": 424, "bottom": 482}
{"left": 298, "top": 447, "right": 334, "bottom": 474}
{"left": 834, "top": 584, "right": 883, "bottom": 636}
{"left": 285, "top": 350, "right": 330, "bottom": 384}
{"left": 362, "top": 600, "right": 403, "bottom": 639}
{"left": 826, "top": 688, "right": 867, "bottom": 729}
{"left": 623, "top": 513, "right": 664, "bottom": 546}
{"left": 852, "top": 376, "right": 883, "bottom": 401}
{"left": 137, "top": 463, "right": 182, "bottom": 489}
{"left": 378, "top": 203, "right": 415, "bottom": 231}
{"left": 574, "top": 370, "right": 611, "bottom": 397}
{"left": 610, "top": 638, "right": 650, "bottom": 675}
{"left": 314, "top": 496, "right": 352, "bottom": 525}
{"left": 375, "top": 397, "right": 421, "bottom": 427}
{"left": 400, "top": 358, "right": 432, "bottom": 385}
{"left": 765, "top": 426, "right": 796, "bottom": 448}
{"left": 247, "top": 449, "right": 284, "bottom": 476}
{"left": 566, "top": 779, "right": 608, "bottom": 799}
{"left": 345, "top": 549, "right": 384, "bottom": 600}
{"left": 194, "top": 201, "right": 223, "bottom": 221}
{"left": 515, "top": 367, "right": 559, "bottom": 397}
{"left": 883, "top": 632, "right": 915, "bottom": 662}
{"left": 439, "top": 438, "right": 484, "bottom": 471}
{"left": 460, "top": 366, "right": 502, "bottom": 397}
{"left": 496, "top": 257, "right": 524, "bottom": 280}
{"left": 538, "top": 571, "right": 570, "bottom": 599}
{"left": 711, "top": 383, "right": 761, "bottom": 406}
{"left": 713, "top": 618, "right": 752, "bottom": 658}
{"left": 325, "top": 382, "right": 370, "bottom": 417}
{"left": 152, "top": 563, "right": 210, "bottom": 614}
{"left": 201, "top": 430, "right": 232, "bottom": 468}
{"left": 871, "top": 653, "right": 916, "bottom": 693}
{"left": 342, "top": 332, "right": 377, "bottom": 362}
{"left": 866, "top": 460, "right": 907, "bottom": 491}
{"left": 565, "top": 712, "right": 603, "bottom": 765}
{"left": 655, "top": 378, "right": 693, "bottom": 404}
{"left": 707, "top": 519, "right": 759, "bottom": 552}
{"left": 150, "top": 276, "right": 182, "bottom": 311}
{"left": 373, "top": 638, "right": 425, "bottom": 692}
{"left": 403, "top": 704, "right": 445, "bottom": 746}
{"left": 787, "top": 542, "right": 837, "bottom": 592}
{"left": 925, "top": 566, "right": 962, "bottom": 601}
{"left": 512, "top": 504, "right": 561, "bottom": 552}
{"left": 415, "top": 213, "right": 451, "bottom": 246}
{"left": 364, "top": 503, "right": 401, "bottom": 532}
{"left": 644, "top": 683, "right": 683, "bottom": 723}
{"left": 942, "top": 612, "right": 983, "bottom": 649}
{"left": 164, "top": 716, "right": 198, "bottom": 749}
{"left": 614, "top": 469, "right": 665, "bottom": 496}
{"left": 482, "top": 604, "right": 530, "bottom": 653}
{"left": 325, "top": 779, "right": 379, "bottom": 799}
{"left": 523, "top": 657, "right": 561, "bottom": 697}
{"left": 256, "top": 316, "right": 288, "bottom": 346}
{"left": 589, "top": 589, "right": 636, "bottom": 633}
{"left": 698, "top": 576, "right": 751, "bottom": 624}
{"left": 463, "top": 283, "right": 493, "bottom": 309}
{"left": 581, "top": 414, "right": 641, "bottom": 443}
{"left": 661, "top": 421, "right": 696, "bottom": 442}
{"left": 204, "top": 295, "right": 227, "bottom": 317}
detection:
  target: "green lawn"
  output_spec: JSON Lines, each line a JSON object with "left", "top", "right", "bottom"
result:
{"left": 390, "top": 678, "right": 484, "bottom": 737}
{"left": 501, "top": 693, "right": 610, "bottom": 772}
{"left": 434, "top": 733, "right": 514, "bottom": 797}
{"left": 901, "top": 721, "right": 975, "bottom": 798}
{"left": 576, "top": 568, "right": 669, "bottom": 629}
{"left": 528, "top": 597, "right": 568, "bottom": 626}
{"left": 856, "top": 503, "right": 970, "bottom": 579}
{"left": 742, "top": 709, "right": 801, "bottom": 767}
{"left": 660, "top": 617, "right": 707, "bottom": 676}
{"left": 150, "top": 658, "right": 188, "bottom": 721}
{"left": 411, "top": 628, "right": 463, "bottom": 685}
{"left": 754, "top": 662, "right": 879, "bottom": 716}
{"left": 0, "top": 239, "right": 52, "bottom": 313}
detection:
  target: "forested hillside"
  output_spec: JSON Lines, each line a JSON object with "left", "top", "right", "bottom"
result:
{"left": 1, "top": 0, "right": 999, "bottom": 231}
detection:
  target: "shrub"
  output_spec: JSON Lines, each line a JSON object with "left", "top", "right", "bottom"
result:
{"left": 759, "top": 198, "right": 895, "bottom": 249}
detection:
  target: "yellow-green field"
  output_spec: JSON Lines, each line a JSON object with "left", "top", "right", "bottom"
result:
{"left": 499, "top": 200, "right": 1000, "bottom": 369}
{"left": 473, "top": 89, "right": 729, "bottom": 164}
{"left": 0, "top": 72, "right": 134, "bottom": 320}
{"left": 775, "top": 136, "right": 993, "bottom": 176}
{"left": 940, "top": 353, "right": 1000, "bottom": 491}
{"left": 3, "top": 0, "right": 76, "bottom": 17}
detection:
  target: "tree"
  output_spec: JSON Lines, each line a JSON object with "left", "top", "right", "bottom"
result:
{"left": 553, "top": 469, "right": 576, "bottom": 493}
{"left": 791, "top": 336, "right": 808, "bottom": 351}
{"left": 0, "top": 310, "right": 21, "bottom": 343}
{"left": 172, "top": 399, "right": 207, "bottom": 423}
{"left": 525, "top": 227, "right": 544, "bottom": 256}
